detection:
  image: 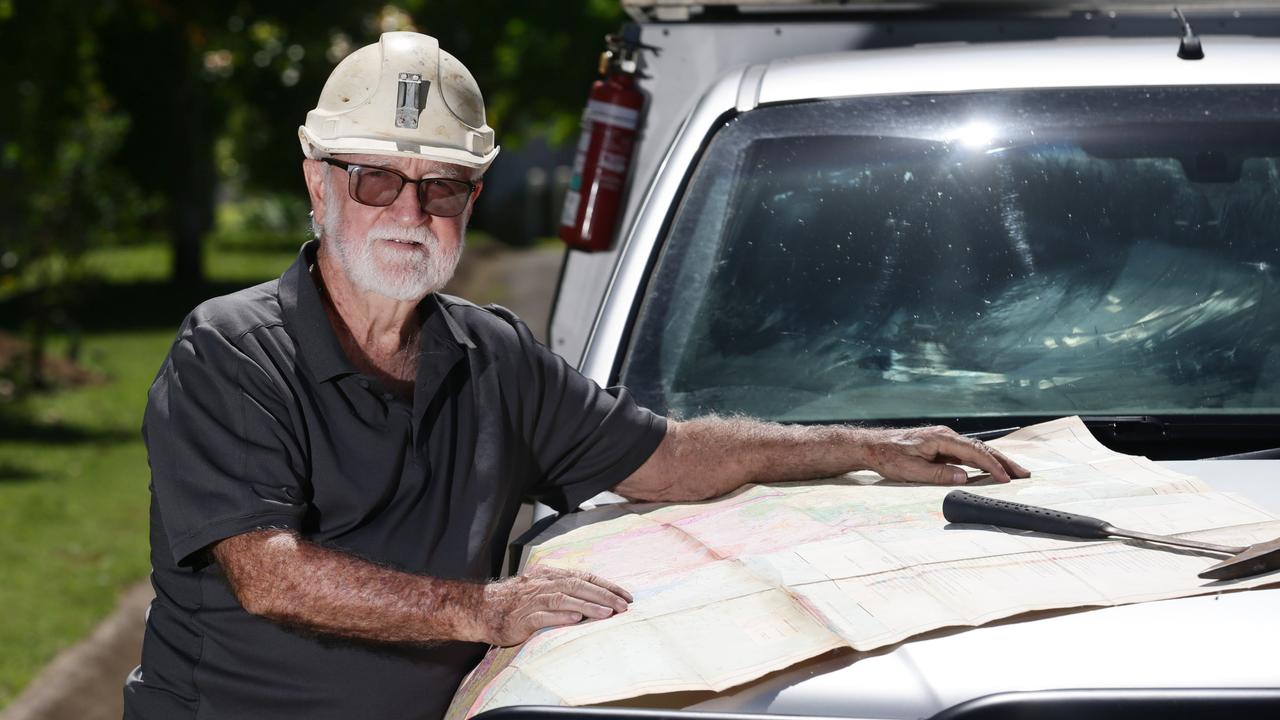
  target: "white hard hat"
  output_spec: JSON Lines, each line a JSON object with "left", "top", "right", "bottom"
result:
{"left": 299, "top": 31, "right": 499, "bottom": 171}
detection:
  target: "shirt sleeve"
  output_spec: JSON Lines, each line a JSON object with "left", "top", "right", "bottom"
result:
{"left": 487, "top": 306, "right": 668, "bottom": 513}
{"left": 144, "top": 318, "right": 308, "bottom": 567}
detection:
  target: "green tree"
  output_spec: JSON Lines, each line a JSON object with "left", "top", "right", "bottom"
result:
{"left": 0, "top": 0, "right": 152, "bottom": 390}
{"left": 1, "top": 0, "right": 624, "bottom": 391}
{"left": 206, "top": 1, "right": 626, "bottom": 206}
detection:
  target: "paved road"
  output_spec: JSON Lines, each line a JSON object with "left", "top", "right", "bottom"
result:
{"left": 0, "top": 243, "right": 565, "bottom": 720}
{"left": 443, "top": 240, "right": 564, "bottom": 343}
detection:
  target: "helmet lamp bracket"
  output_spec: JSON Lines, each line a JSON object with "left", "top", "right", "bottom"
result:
{"left": 395, "top": 73, "right": 428, "bottom": 129}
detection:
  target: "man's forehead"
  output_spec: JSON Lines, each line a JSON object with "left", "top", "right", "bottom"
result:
{"left": 333, "top": 153, "right": 476, "bottom": 180}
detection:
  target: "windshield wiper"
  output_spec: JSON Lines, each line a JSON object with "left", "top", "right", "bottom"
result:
{"left": 965, "top": 426, "right": 1022, "bottom": 441}
{"left": 1076, "top": 415, "right": 1280, "bottom": 460}
{"left": 1080, "top": 414, "right": 1280, "bottom": 437}
{"left": 961, "top": 416, "right": 1280, "bottom": 460}
{"left": 830, "top": 415, "right": 1279, "bottom": 460}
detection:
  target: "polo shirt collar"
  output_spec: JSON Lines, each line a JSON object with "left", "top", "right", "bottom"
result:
{"left": 280, "top": 241, "right": 356, "bottom": 382}
{"left": 279, "top": 241, "right": 476, "bottom": 384}
{"left": 427, "top": 295, "right": 477, "bottom": 350}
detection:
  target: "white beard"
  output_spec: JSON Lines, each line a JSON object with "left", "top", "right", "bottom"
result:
{"left": 318, "top": 178, "right": 464, "bottom": 301}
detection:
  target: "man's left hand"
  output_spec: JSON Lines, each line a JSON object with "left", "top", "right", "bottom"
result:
{"left": 861, "top": 426, "right": 1030, "bottom": 485}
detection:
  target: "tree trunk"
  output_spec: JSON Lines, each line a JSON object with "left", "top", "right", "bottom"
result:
{"left": 26, "top": 297, "right": 48, "bottom": 390}
{"left": 168, "top": 44, "right": 214, "bottom": 286}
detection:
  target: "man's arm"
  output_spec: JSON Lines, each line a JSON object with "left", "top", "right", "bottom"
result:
{"left": 614, "top": 416, "right": 1029, "bottom": 503}
{"left": 212, "top": 529, "right": 632, "bottom": 647}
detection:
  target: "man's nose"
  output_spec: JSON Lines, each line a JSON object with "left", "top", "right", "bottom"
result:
{"left": 387, "top": 181, "right": 428, "bottom": 225}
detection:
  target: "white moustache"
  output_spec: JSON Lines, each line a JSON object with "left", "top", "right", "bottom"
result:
{"left": 367, "top": 225, "right": 435, "bottom": 246}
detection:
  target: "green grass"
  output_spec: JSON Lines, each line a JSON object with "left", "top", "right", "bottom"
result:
{"left": 0, "top": 332, "right": 167, "bottom": 705}
{"left": 83, "top": 234, "right": 303, "bottom": 285}
{"left": 0, "top": 238, "right": 298, "bottom": 706}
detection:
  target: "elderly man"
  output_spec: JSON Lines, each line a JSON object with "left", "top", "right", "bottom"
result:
{"left": 124, "top": 31, "right": 1026, "bottom": 720}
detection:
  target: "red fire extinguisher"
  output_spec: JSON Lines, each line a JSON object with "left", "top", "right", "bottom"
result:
{"left": 559, "top": 33, "right": 649, "bottom": 253}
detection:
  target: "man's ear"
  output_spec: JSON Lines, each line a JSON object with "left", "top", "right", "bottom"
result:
{"left": 462, "top": 179, "right": 484, "bottom": 226}
{"left": 302, "top": 159, "right": 329, "bottom": 219}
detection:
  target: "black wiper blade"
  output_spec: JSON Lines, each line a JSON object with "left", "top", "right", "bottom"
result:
{"left": 965, "top": 426, "right": 1022, "bottom": 441}
{"left": 961, "top": 416, "right": 1280, "bottom": 444}
{"left": 1081, "top": 415, "right": 1280, "bottom": 436}
{"left": 1081, "top": 414, "right": 1169, "bottom": 438}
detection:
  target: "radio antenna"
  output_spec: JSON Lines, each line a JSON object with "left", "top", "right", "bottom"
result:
{"left": 1175, "top": 8, "right": 1204, "bottom": 60}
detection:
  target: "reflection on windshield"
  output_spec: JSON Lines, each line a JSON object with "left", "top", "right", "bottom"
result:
{"left": 621, "top": 88, "right": 1280, "bottom": 422}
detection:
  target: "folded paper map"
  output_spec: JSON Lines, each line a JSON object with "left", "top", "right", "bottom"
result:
{"left": 447, "top": 417, "right": 1280, "bottom": 718}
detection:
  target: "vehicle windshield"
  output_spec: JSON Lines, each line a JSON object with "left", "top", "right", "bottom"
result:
{"left": 620, "top": 87, "right": 1280, "bottom": 426}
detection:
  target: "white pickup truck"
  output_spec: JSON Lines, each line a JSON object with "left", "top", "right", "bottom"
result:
{"left": 511, "top": 2, "right": 1280, "bottom": 717}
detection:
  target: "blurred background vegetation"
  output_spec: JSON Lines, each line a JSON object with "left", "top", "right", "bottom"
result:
{"left": 0, "top": 0, "right": 622, "bottom": 705}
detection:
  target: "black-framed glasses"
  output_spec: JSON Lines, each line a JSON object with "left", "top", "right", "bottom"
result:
{"left": 321, "top": 158, "right": 478, "bottom": 218}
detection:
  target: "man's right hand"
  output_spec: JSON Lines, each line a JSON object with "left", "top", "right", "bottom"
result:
{"left": 477, "top": 565, "right": 632, "bottom": 647}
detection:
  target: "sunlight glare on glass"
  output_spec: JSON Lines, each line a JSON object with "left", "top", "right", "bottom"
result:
{"left": 948, "top": 121, "right": 998, "bottom": 149}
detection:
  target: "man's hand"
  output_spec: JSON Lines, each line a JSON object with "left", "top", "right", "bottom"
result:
{"left": 617, "top": 416, "right": 1032, "bottom": 503}
{"left": 477, "top": 566, "right": 632, "bottom": 647}
{"left": 861, "top": 425, "right": 1029, "bottom": 485}
{"left": 214, "top": 532, "right": 633, "bottom": 649}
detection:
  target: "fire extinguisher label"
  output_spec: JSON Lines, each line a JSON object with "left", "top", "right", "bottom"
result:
{"left": 584, "top": 100, "right": 640, "bottom": 130}
{"left": 599, "top": 151, "right": 629, "bottom": 174}
{"left": 560, "top": 191, "right": 581, "bottom": 227}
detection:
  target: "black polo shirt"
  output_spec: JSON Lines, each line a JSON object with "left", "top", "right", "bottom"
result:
{"left": 124, "top": 241, "right": 666, "bottom": 720}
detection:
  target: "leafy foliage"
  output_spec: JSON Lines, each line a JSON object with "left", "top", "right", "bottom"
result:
{"left": 0, "top": 0, "right": 624, "bottom": 393}
{"left": 0, "top": 0, "right": 156, "bottom": 391}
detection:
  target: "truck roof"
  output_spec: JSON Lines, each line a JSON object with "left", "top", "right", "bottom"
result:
{"left": 755, "top": 35, "right": 1280, "bottom": 107}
